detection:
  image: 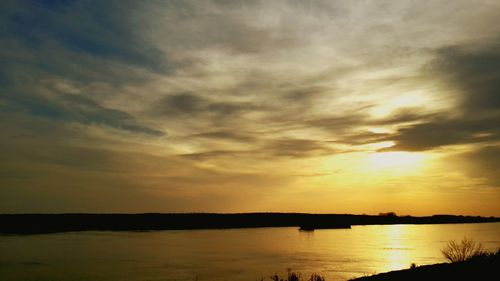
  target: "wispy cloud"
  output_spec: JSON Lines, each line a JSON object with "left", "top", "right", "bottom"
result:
{"left": 386, "top": 40, "right": 500, "bottom": 151}
{"left": 1, "top": 0, "right": 500, "bottom": 214}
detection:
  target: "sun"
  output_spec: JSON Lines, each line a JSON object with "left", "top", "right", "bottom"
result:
{"left": 367, "top": 151, "right": 425, "bottom": 171}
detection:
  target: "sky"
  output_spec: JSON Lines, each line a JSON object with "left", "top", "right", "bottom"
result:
{"left": 1, "top": 0, "right": 499, "bottom": 215}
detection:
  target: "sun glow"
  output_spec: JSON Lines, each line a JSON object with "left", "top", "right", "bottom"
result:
{"left": 365, "top": 141, "right": 395, "bottom": 150}
{"left": 367, "top": 151, "right": 425, "bottom": 171}
{"left": 371, "top": 93, "right": 426, "bottom": 118}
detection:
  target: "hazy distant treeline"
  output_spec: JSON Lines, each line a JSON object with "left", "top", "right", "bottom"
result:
{"left": 0, "top": 213, "right": 498, "bottom": 234}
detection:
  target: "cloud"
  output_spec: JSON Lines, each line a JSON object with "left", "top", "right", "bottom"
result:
{"left": 0, "top": 1, "right": 166, "bottom": 136}
{"left": 0, "top": 114, "right": 163, "bottom": 173}
{"left": 306, "top": 114, "right": 369, "bottom": 135}
{"left": 385, "top": 40, "right": 500, "bottom": 151}
{"left": 179, "top": 150, "right": 248, "bottom": 161}
{"left": 336, "top": 131, "right": 390, "bottom": 146}
{"left": 155, "top": 93, "right": 267, "bottom": 119}
{"left": 0, "top": 114, "right": 291, "bottom": 212}
{"left": 2, "top": 0, "right": 500, "bottom": 213}
{"left": 430, "top": 41, "right": 500, "bottom": 112}
{"left": 2, "top": 78, "right": 164, "bottom": 136}
{"left": 263, "top": 138, "right": 336, "bottom": 158}
{"left": 157, "top": 93, "right": 207, "bottom": 116}
{"left": 1, "top": 0, "right": 168, "bottom": 73}
{"left": 385, "top": 114, "right": 500, "bottom": 151}
{"left": 451, "top": 145, "right": 500, "bottom": 186}
{"left": 375, "top": 109, "right": 437, "bottom": 126}
{"left": 191, "top": 130, "right": 257, "bottom": 143}
{"left": 179, "top": 137, "right": 337, "bottom": 161}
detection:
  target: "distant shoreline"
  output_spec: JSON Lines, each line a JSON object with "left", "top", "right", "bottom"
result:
{"left": 1, "top": 213, "right": 499, "bottom": 235}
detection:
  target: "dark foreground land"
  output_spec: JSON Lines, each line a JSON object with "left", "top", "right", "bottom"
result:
{"left": 350, "top": 250, "right": 500, "bottom": 281}
{"left": 0, "top": 213, "right": 498, "bottom": 234}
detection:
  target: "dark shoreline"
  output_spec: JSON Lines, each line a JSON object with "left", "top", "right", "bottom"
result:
{"left": 350, "top": 252, "right": 500, "bottom": 281}
{"left": 1, "top": 213, "right": 498, "bottom": 234}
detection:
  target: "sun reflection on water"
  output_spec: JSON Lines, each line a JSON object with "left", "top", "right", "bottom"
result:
{"left": 381, "top": 225, "right": 413, "bottom": 272}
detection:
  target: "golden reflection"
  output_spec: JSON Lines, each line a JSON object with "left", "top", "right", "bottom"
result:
{"left": 381, "top": 225, "right": 412, "bottom": 272}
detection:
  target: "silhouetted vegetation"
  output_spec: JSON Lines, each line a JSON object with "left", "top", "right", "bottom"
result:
{"left": 378, "top": 212, "right": 397, "bottom": 217}
{"left": 263, "top": 240, "right": 500, "bottom": 281}
{"left": 265, "top": 270, "right": 325, "bottom": 281}
{"left": 351, "top": 246, "right": 500, "bottom": 281}
{"left": 1, "top": 213, "right": 498, "bottom": 234}
{"left": 441, "top": 236, "right": 485, "bottom": 262}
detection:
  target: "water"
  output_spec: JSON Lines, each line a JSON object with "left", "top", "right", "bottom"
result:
{"left": 1, "top": 223, "right": 499, "bottom": 281}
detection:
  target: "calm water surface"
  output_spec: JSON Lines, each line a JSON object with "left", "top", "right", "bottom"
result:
{"left": 1, "top": 223, "right": 499, "bottom": 281}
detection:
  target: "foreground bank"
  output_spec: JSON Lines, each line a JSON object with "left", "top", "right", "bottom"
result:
{"left": 350, "top": 249, "right": 499, "bottom": 281}
{"left": 264, "top": 245, "right": 499, "bottom": 281}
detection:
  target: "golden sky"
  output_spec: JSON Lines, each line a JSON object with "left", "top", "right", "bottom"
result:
{"left": 1, "top": 0, "right": 499, "bottom": 215}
